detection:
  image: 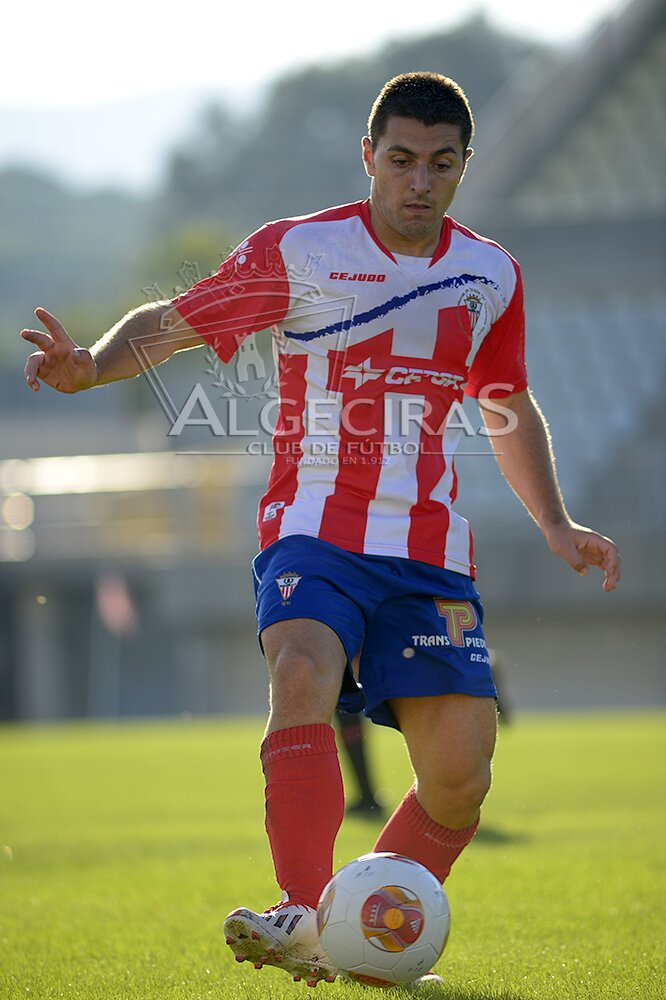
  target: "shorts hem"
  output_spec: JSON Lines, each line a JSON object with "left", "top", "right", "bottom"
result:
{"left": 256, "top": 611, "right": 358, "bottom": 666}
{"left": 364, "top": 685, "right": 498, "bottom": 730}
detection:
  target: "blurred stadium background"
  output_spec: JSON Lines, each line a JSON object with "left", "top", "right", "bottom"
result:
{"left": 0, "top": 0, "right": 663, "bottom": 722}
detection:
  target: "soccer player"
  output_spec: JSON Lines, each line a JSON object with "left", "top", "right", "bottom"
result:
{"left": 21, "top": 73, "right": 620, "bottom": 988}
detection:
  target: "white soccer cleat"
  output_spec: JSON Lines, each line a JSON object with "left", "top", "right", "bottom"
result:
{"left": 224, "top": 897, "right": 337, "bottom": 987}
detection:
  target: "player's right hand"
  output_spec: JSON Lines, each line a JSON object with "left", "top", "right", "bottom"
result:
{"left": 21, "top": 308, "right": 98, "bottom": 393}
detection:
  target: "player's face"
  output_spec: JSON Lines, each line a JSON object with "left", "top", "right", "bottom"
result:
{"left": 362, "top": 116, "right": 472, "bottom": 255}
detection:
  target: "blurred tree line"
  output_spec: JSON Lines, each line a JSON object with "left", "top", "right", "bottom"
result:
{"left": 1, "top": 15, "right": 553, "bottom": 365}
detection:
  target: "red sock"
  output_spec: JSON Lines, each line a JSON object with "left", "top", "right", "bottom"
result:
{"left": 374, "top": 786, "right": 478, "bottom": 882}
{"left": 261, "top": 724, "right": 344, "bottom": 909}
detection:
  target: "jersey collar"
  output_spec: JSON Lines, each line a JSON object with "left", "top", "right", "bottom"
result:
{"left": 358, "top": 199, "right": 453, "bottom": 268}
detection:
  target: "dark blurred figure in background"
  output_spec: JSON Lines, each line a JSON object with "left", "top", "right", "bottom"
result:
{"left": 336, "top": 708, "right": 386, "bottom": 817}
{"left": 490, "top": 648, "right": 512, "bottom": 725}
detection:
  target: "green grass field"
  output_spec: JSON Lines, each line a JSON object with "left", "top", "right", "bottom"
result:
{"left": 1, "top": 712, "right": 664, "bottom": 1000}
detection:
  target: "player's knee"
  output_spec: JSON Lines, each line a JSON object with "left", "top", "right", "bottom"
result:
{"left": 462, "top": 765, "right": 492, "bottom": 812}
{"left": 424, "top": 762, "right": 492, "bottom": 822}
{"left": 270, "top": 649, "right": 340, "bottom": 707}
{"left": 451, "top": 775, "right": 490, "bottom": 815}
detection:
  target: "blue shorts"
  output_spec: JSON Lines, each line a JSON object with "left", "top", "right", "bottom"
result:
{"left": 252, "top": 535, "right": 497, "bottom": 731}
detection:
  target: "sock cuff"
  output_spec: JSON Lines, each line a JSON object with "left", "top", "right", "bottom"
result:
{"left": 260, "top": 724, "right": 337, "bottom": 769}
{"left": 402, "top": 787, "right": 479, "bottom": 848}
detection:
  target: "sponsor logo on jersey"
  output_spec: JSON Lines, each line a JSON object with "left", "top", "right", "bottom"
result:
{"left": 385, "top": 367, "right": 465, "bottom": 388}
{"left": 433, "top": 599, "right": 479, "bottom": 647}
{"left": 340, "top": 358, "right": 384, "bottom": 388}
{"left": 263, "top": 501, "right": 285, "bottom": 521}
{"left": 329, "top": 271, "right": 386, "bottom": 282}
{"left": 276, "top": 572, "right": 302, "bottom": 601}
{"left": 341, "top": 357, "right": 465, "bottom": 390}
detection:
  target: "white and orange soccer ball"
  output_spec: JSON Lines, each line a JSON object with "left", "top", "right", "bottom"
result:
{"left": 316, "top": 853, "right": 450, "bottom": 986}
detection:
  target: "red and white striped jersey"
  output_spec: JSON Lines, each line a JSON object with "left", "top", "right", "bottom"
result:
{"left": 172, "top": 200, "right": 527, "bottom": 576}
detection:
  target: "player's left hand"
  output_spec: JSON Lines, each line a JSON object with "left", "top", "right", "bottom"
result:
{"left": 543, "top": 522, "right": 621, "bottom": 592}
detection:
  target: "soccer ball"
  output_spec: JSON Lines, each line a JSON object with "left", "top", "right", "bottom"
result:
{"left": 317, "top": 852, "right": 450, "bottom": 985}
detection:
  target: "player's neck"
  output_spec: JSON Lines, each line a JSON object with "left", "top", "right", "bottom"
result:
{"left": 367, "top": 199, "right": 443, "bottom": 258}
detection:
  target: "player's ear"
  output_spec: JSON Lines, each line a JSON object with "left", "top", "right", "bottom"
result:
{"left": 361, "top": 136, "right": 375, "bottom": 177}
{"left": 459, "top": 147, "right": 474, "bottom": 184}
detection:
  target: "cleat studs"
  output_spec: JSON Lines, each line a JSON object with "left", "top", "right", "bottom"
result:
{"left": 235, "top": 954, "right": 246, "bottom": 963}
{"left": 325, "top": 975, "right": 336, "bottom": 983}
{"left": 253, "top": 962, "right": 263, "bottom": 970}
{"left": 225, "top": 935, "right": 235, "bottom": 945}
{"left": 274, "top": 953, "right": 284, "bottom": 963}
{"left": 251, "top": 930, "right": 261, "bottom": 940}
{"left": 293, "top": 975, "right": 302, "bottom": 982}
{"left": 266, "top": 947, "right": 276, "bottom": 955}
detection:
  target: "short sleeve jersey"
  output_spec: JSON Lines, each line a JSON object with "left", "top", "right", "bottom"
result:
{"left": 172, "top": 199, "right": 527, "bottom": 577}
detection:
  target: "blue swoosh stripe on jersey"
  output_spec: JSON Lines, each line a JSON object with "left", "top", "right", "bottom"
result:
{"left": 283, "top": 273, "right": 501, "bottom": 341}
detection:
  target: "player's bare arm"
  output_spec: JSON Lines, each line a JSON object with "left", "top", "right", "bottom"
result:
{"left": 479, "top": 388, "right": 621, "bottom": 592}
{"left": 21, "top": 302, "right": 204, "bottom": 393}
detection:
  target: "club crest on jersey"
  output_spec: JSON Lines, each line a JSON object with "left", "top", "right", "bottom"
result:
{"left": 276, "top": 572, "right": 302, "bottom": 602}
{"left": 458, "top": 289, "right": 488, "bottom": 334}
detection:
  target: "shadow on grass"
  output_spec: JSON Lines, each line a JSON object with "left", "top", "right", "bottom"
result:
{"left": 343, "top": 985, "right": 530, "bottom": 1000}
{"left": 473, "top": 825, "right": 529, "bottom": 846}
{"left": 342, "top": 816, "right": 529, "bottom": 849}
{"left": 395, "top": 988, "right": 529, "bottom": 1000}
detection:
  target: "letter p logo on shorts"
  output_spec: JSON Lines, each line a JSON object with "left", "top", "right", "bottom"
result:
{"left": 433, "top": 600, "right": 478, "bottom": 647}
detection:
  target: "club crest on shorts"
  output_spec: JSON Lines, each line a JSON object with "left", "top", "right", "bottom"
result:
{"left": 276, "top": 572, "right": 302, "bottom": 602}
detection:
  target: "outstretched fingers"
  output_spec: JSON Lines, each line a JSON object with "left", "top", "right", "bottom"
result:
{"left": 21, "top": 308, "right": 86, "bottom": 393}
{"left": 20, "top": 328, "right": 54, "bottom": 351}
{"left": 33, "top": 307, "right": 75, "bottom": 343}
{"left": 20, "top": 308, "right": 74, "bottom": 352}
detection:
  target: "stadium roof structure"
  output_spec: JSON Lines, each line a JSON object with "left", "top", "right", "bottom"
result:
{"left": 457, "top": 0, "right": 665, "bottom": 228}
{"left": 451, "top": 0, "right": 665, "bottom": 539}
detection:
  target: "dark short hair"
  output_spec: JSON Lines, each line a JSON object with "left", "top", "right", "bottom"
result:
{"left": 368, "top": 72, "right": 474, "bottom": 151}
